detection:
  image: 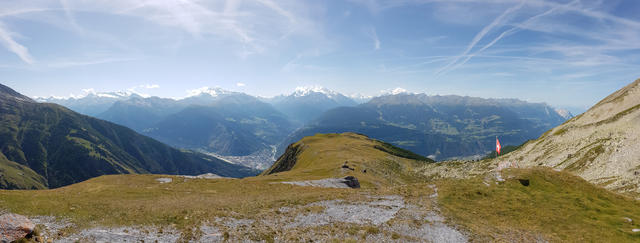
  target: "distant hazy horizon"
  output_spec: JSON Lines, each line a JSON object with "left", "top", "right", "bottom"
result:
{"left": 25, "top": 84, "right": 587, "bottom": 115}
{"left": 2, "top": 0, "right": 640, "bottom": 114}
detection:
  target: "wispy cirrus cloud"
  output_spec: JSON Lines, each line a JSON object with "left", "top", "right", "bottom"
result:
{"left": 366, "top": 27, "right": 381, "bottom": 50}
{"left": 0, "top": 0, "right": 321, "bottom": 64}
{"left": 438, "top": 0, "right": 582, "bottom": 75}
{"left": 352, "top": 0, "right": 640, "bottom": 80}
{"left": 435, "top": 1, "right": 524, "bottom": 75}
{"left": 140, "top": 84, "right": 159, "bottom": 89}
{"left": 47, "top": 57, "right": 139, "bottom": 68}
{"left": 107, "top": 0, "right": 317, "bottom": 55}
{"left": 0, "top": 21, "right": 34, "bottom": 64}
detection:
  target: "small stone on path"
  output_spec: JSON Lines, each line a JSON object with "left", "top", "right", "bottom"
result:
{"left": 156, "top": 178, "right": 172, "bottom": 184}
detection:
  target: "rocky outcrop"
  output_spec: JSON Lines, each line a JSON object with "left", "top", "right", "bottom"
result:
{"left": 495, "top": 78, "right": 640, "bottom": 194}
{"left": 279, "top": 176, "right": 361, "bottom": 189}
{"left": 0, "top": 213, "right": 35, "bottom": 242}
{"left": 342, "top": 176, "right": 360, "bottom": 188}
{"left": 261, "top": 143, "right": 304, "bottom": 175}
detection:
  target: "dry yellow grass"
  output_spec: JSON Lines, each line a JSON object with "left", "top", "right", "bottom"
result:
{"left": 2, "top": 133, "right": 640, "bottom": 242}
{"left": 0, "top": 133, "right": 431, "bottom": 240}
{"left": 437, "top": 167, "right": 640, "bottom": 242}
{"left": 261, "top": 133, "right": 431, "bottom": 187}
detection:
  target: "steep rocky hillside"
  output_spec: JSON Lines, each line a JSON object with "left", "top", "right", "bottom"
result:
{"left": 495, "top": 78, "right": 640, "bottom": 194}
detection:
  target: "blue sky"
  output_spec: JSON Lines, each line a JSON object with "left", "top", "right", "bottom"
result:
{"left": 1, "top": 0, "right": 640, "bottom": 113}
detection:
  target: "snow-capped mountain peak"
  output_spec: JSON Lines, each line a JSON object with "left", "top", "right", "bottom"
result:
{"left": 33, "top": 96, "right": 64, "bottom": 102}
{"left": 32, "top": 89, "right": 144, "bottom": 116}
{"left": 380, "top": 87, "right": 411, "bottom": 95}
{"left": 80, "top": 88, "right": 143, "bottom": 99}
{"left": 186, "top": 86, "right": 236, "bottom": 98}
{"left": 348, "top": 93, "right": 373, "bottom": 104}
{"left": 292, "top": 86, "right": 340, "bottom": 99}
{"left": 186, "top": 87, "right": 235, "bottom": 98}
{"left": 90, "top": 91, "right": 138, "bottom": 99}
{"left": 34, "top": 89, "right": 140, "bottom": 102}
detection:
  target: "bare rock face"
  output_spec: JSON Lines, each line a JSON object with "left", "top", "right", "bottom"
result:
{"left": 342, "top": 176, "right": 360, "bottom": 188}
{"left": 495, "top": 79, "right": 640, "bottom": 194}
{"left": 261, "top": 143, "right": 304, "bottom": 175}
{"left": 0, "top": 213, "right": 35, "bottom": 242}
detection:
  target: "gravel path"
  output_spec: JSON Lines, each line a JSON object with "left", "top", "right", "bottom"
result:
{"left": 24, "top": 189, "right": 468, "bottom": 242}
{"left": 285, "top": 195, "right": 405, "bottom": 228}
{"left": 280, "top": 178, "right": 351, "bottom": 188}
{"left": 58, "top": 226, "right": 181, "bottom": 242}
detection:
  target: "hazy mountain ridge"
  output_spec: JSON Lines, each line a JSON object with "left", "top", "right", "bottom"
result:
{"left": 145, "top": 94, "right": 293, "bottom": 157}
{"left": 96, "top": 88, "right": 240, "bottom": 132}
{"left": 36, "top": 91, "right": 140, "bottom": 116}
{"left": 98, "top": 96, "right": 184, "bottom": 131}
{"left": 266, "top": 86, "right": 359, "bottom": 124}
{"left": 0, "top": 84, "right": 256, "bottom": 189}
{"left": 178, "top": 87, "right": 240, "bottom": 106}
{"left": 282, "top": 93, "right": 569, "bottom": 160}
{"left": 36, "top": 86, "right": 573, "bottom": 167}
{"left": 39, "top": 88, "right": 300, "bottom": 168}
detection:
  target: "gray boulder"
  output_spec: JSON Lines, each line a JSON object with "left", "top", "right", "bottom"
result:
{"left": 0, "top": 213, "right": 35, "bottom": 242}
{"left": 342, "top": 176, "right": 360, "bottom": 188}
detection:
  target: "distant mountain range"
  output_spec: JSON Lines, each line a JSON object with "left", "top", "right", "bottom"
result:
{"left": 264, "top": 86, "right": 358, "bottom": 125}
{"left": 280, "top": 93, "right": 571, "bottom": 160}
{"left": 35, "top": 86, "right": 573, "bottom": 167}
{"left": 35, "top": 91, "right": 140, "bottom": 116}
{"left": 36, "top": 87, "right": 362, "bottom": 169}
{"left": 146, "top": 93, "right": 293, "bottom": 157}
{"left": 89, "top": 88, "right": 294, "bottom": 169}
{"left": 99, "top": 96, "right": 184, "bottom": 131}
{"left": 0, "top": 84, "right": 256, "bottom": 189}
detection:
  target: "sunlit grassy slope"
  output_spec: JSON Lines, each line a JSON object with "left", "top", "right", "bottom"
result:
{"left": 1, "top": 133, "right": 639, "bottom": 242}
{"left": 438, "top": 167, "right": 640, "bottom": 242}
{"left": 261, "top": 132, "right": 433, "bottom": 187}
{"left": 0, "top": 154, "right": 47, "bottom": 189}
{"left": 0, "top": 174, "right": 361, "bottom": 237}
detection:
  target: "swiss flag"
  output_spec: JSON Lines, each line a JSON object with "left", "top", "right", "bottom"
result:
{"left": 496, "top": 137, "right": 502, "bottom": 155}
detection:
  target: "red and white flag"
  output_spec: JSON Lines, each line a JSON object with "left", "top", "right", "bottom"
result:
{"left": 496, "top": 137, "right": 501, "bottom": 155}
